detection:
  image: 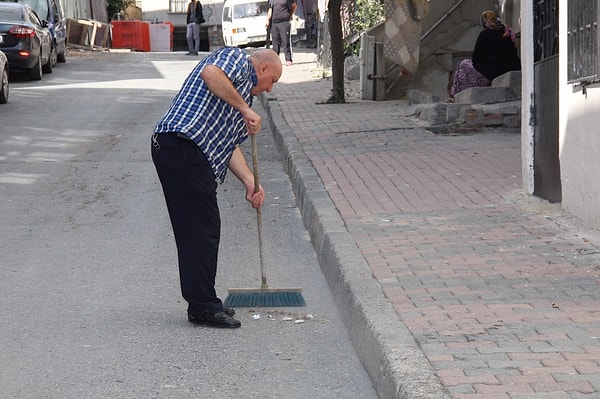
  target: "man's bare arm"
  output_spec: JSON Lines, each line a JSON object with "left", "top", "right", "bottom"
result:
{"left": 200, "top": 65, "right": 261, "bottom": 134}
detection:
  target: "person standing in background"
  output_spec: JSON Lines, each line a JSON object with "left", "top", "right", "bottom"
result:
{"left": 186, "top": 0, "right": 205, "bottom": 55}
{"left": 266, "top": 0, "right": 296, "bottom": 65}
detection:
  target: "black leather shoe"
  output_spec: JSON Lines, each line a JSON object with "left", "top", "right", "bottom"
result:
{"left": 188, "top": 310, "right": 241, "bottom": 328}
{"left": 188, "top": 307, "right": 234, "bottom": 316}
{"left": 224, "top": 307, "right": 236, "bottom": 317}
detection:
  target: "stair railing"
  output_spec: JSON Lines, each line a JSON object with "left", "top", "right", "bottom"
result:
{"left": 385, "top": 0, "right": 469, "bottom": 95}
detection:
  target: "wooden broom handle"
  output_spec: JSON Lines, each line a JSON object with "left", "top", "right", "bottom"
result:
{"left": 251, "top": 134, "right": 260, "bottom": 193}
{"left": 250, "top": 134, "right": 268, "bottom": 288}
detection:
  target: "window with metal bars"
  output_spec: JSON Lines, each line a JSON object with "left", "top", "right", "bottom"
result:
{"left": 534, "top": 0, "right": 558, "bottom": 63}
{"left": 567, "top": 0, "right": 599, "bottom": 84}
{"left": 170, "top": 0, "right": 188, "bottom": 14}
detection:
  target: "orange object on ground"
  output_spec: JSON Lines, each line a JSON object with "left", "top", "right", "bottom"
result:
{"left": 164, "top": 21, "right": 174, "bottom": 50}
{"left": 111, "top": 20, "right": 150, "bottom": 52}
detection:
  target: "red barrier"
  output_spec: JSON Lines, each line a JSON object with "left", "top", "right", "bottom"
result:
{"left": 111, "top": 20, "right": 150, "bottom": 52}
{"left": 164, "top": 21, "right": 174, "bottom": 51}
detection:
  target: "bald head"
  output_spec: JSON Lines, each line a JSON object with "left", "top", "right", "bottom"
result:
{"left": 250, "top": 49, "right": 282, "bottom": 75}
{"left": 249, "top": 49, "right": 283, "bottom": 95}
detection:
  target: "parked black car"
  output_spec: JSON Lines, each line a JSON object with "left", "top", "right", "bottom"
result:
{"left": 0, "top": 0, "right": 66, "bottom": 64}
{"left": 0, "top": 49, "right": 8, "bottom": 103}
{"left": 0, "top": 2, "right": 52, "bottom": 80}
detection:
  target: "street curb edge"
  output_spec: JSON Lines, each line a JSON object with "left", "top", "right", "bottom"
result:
{"left": 260, "top": 94, "right": 451, "bottom": 399}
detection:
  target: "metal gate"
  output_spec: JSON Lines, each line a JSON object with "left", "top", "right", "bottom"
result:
{"left": 533, "top": 0, "right": 560, "bottom": 203}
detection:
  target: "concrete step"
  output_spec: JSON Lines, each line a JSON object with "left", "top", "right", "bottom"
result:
{"left": 492, "top": 70, "right": 521, "bottom": 90}
{"left": 405, "top": 89, "right": 443, "bottom": 104}
{"left": 454, "top": 71, "right": 522, "bottom": 104}
{"left": 414, "top": 100, "right": 521, "bottom": 134}
{"left": 412, "top": 71, "right": 522, "bottom": 133}
{"left": 454, "top": 86, "right": 519, "bottom": 104}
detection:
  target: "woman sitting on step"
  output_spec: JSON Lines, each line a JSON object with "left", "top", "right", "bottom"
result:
{"left": 448, "top": 10, "right": 521, "bottom": 102}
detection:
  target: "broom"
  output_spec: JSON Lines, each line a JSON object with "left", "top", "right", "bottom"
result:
{"left": 223, "top": 134, "right": 306, "bottom": 307}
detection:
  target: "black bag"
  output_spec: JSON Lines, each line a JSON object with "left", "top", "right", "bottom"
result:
{"left": 196, "top": 2, "right": 205, "bottom": 24}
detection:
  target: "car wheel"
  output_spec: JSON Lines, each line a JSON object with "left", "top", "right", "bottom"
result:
{"left": 0, "top": 66, "right": 8, "bottom": 104}
{"left": 50, "top": 44, "right": 57, "bottom": 67}
{"left": 30, "top": 56, "right": 42, "bottom": 80}
{"left": 43, "top": 48, "right": 54, "bottom": 74}
{"left": 57, "top": 50, "right": 66, "bottom": 63}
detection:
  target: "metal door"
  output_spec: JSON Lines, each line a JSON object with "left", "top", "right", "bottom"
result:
{"left": 533, "top": 0, "right": 561, "bottom": 203}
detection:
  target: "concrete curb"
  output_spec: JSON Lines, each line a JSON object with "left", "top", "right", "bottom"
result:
{"left": 261, "top": 94, "right": 451, "bottom": 399}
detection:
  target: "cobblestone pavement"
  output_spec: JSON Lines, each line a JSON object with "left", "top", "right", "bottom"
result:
{"left": 266, "top": 49, "right": 600, "bottom": 398}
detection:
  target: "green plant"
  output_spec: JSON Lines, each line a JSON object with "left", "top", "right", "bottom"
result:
{"left": 355, "top": 0, "right": 384, "bottom": 33}
{"left": 107, "top": 0, "right": 134, "bottom": 21}
{"left": 342, "top": 0, "right": 385, "bottom": 56}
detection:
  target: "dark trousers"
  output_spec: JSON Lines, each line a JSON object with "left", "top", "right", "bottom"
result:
{"left": 271, "top": 20, "right": 292, "bottom": 62}
{"left": 151, "top": 133, "right": 224, "bottom": 314}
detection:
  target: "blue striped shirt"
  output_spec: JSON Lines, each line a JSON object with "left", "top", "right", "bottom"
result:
{"left": 154, "top": 47, "right": 258, "bottom": 183}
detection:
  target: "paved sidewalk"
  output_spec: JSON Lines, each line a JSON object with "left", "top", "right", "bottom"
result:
{"left": 263, "top": 49, "right": 600, "bottom": 399}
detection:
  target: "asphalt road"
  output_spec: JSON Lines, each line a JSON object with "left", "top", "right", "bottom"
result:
{"left": 0, "top": 51, "right": 377, "bottom": 398}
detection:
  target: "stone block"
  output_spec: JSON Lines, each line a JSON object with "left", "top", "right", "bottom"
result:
{"left": 496, "top": 101, "right": 521, "bottom": 114}
{"left": 503, "top": 114, "right": 522, "bottom": 127}
{"left": 406, "top": 89, "right": 441, "bottom": 104}
{"left": 464, "top": 109, "right": 484, "bottom": 126}
{"left": 482, "top": 112, "right": 503, "bottom": 126}
{"left": 492, "top": 71, "right": 522, "bottom": 97}
{"left": 446, "top": 104, "right": 469, "bottom": 122}
{"left": 415, "top": 104, "right": 451, "bottom": 125}
{"left": 455, "top": 86, "right": 519, "bottom": 105}
{"left": 344, "top": 55, "right": 361, "bottom": 81}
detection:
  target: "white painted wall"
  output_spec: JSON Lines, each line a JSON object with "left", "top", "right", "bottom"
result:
{"left": 559, "top": 2, "right": 600, "bottom": 228}
{"left": 138, "top": 0, "right": 170, "bottom": 23}
{"left": 521, "top": 1, "right": 600, "bottom": 228}
{"left": 519, "top": 0, "right": 533, "bottom": 194}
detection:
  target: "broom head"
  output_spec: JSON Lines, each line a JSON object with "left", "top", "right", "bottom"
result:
{"left": 223, "top": 287, "right": 306, "bottom": 307}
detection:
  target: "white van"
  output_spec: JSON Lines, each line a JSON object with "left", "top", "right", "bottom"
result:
{"left": 222, "top": 0, "right": 269, "bottom": 47}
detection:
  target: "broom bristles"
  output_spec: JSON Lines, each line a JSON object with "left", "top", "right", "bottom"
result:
{"left": 224, "top": 288, "right": 306, "bottom": 307}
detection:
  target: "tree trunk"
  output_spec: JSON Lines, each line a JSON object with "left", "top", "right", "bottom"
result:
{"left": 326, "top": 0, "right": 345, "bottom": 103}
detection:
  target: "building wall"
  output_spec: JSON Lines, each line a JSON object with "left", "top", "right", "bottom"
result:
{"left": 139, "top": 0, "right": 225, "bottom": 50}
{"left": 384, "top": 0, "right": 501, "bottom": 100}
{"left": 521, "top": 0, "right": 600, "bottom": 228}
{"left": 62, "top": 0, "right": 91, "bottom": 19}
{"left": 558, "top": 3, "right": 600, "bottom": 228}
{"left": 140, "top": 0, "right": 223, "bottom": 26}
{"left": 519, "top": 0, "right": 534, "bottom": 195}
{"left": 500, "top": 0, "right": 520, "bottom": 31}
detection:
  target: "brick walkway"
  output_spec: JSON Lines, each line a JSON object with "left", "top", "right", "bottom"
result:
{"left": 269, "top": 50, "right": 600, "bottom": 398}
